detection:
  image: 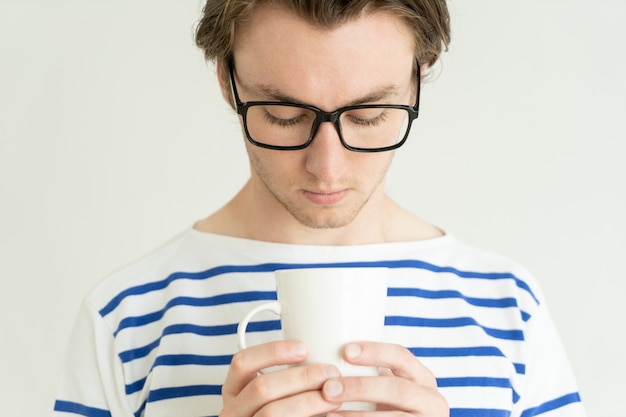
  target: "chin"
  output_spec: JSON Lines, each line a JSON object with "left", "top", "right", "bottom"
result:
{"left": 290, "top": 207, "right": 361, "bottom": 230}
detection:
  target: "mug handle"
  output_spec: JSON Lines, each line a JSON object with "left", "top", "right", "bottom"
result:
{"left": 237, "top": 301, "right": 282, "bottom": 350}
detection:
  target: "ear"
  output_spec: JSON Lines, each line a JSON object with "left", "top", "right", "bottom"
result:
{"left": 216, "top": 61, "right": 235, "bottom": 108}
{"left": 420, "top": 62, "right": 428, "bottom": 78}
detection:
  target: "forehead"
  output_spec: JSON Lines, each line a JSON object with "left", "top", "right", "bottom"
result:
{"left": 232, "top": 4, "right": 415, "bottom": 108}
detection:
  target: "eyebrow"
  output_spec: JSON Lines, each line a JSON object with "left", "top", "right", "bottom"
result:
{"left": 238, "top": 77, "right": 400, "bottom": 108}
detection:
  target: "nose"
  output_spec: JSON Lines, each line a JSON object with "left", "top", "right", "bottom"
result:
{"left": 304, "top": 121, "right": 349, "bottom": 183}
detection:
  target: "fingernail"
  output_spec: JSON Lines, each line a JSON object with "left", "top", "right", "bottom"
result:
{"left": 345, "top": 343, "right": 362, "bottom": 359}
{"left": 291, "top": 341, "right": 307, "bottom": 357}
{"left": 324, "top": 379, "right": 343, "bottom": 398}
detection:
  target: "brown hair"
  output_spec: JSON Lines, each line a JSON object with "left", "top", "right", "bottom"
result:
{"left": 195, "top": 0, "right": 450, "bottom": 85}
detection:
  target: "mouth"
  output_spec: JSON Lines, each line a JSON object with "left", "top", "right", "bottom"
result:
{"left": 301, "top": 189, "right": 349, "bottom": 206}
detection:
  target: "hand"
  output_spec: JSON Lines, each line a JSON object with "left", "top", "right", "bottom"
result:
{"left": 220, "top": 340, "right": 342, "bottom": 417}
{"left": 321, "top": 342, "right": 449, "bottom": 416}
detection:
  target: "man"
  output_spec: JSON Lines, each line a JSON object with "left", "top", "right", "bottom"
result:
{"left": 54, "top": 1, "right": 586, "bottom": 416}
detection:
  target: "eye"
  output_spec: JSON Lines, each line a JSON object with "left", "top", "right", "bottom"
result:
{"left": 262, "top": 105, "right": 312, "bottom": 128}
{"left": 264, "top": 112, "right": 299, "bottom": 127}
{"left": 344, "top": 108, "right": 389, "bottom": 127}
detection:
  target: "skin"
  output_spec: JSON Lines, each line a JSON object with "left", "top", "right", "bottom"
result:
{"left": 195, "top": 4, "right": 449, "bottom": 416}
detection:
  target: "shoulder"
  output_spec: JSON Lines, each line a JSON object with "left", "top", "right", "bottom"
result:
{"left": 429, "top": 235, "right": 546, "bottom": 309}
{"left": 381, "top": 233, "right": 546, "bottom": 317}
{"left": 84, "top": 230, "right": 190, "bottom": 307}
{"left": 83, "top": 229, "right": 255, "bottom": 318}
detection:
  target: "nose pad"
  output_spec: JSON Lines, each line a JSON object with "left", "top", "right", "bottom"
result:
{"left": 305, "top": 121, "right": 348, "bottom": 182}
{"left": 309, "top": 121, "right": 343, "bottom": 151}
{"left": 308, "top": 118, "right": 344, "bottom": 148}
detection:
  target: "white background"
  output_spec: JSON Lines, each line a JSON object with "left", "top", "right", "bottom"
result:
{"left": 1, "top": 1, "right": 624, "bottom": 416}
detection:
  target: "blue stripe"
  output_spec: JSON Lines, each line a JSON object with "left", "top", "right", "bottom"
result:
{"left": 114, "top": 291, "right": 276, "bottom": 335}
{"left": 410, "top": 346, "right": 506, "bottom": 358}
{"left": 133, "top": 401, "right": 145, "bottom": 417}
{"left": 119, "top": 320, "right": 280, "bottom": 363}
{"left": 154, "top": 353, "right": 233, "bottom": 367}
{"left": 409, "top": 347, "right": 525, "bottom": 376}
{"left": 148, "top": 384, "right": 222, "bottom": 402}
{"left": 54, "top": 401, "right": 111, "bottom": 417}
{"left": 386, "top": 316, "right": 524, "bottom": 341}
{"left": 126, "top": 354, "right": 233, "bottom": 395}
{"left": 438, "top": 377, "right": 520, "bottom": 403}
{"left": 134, "top": 385, "right": 223, "bottom": 417}
{"left": 99, "top": 260, "right": 538, "bottom": 317}
{"left": 438, "top": 376, "right": 511, "bottom": 388}
{"left": 125, "top": 377, "right": 147, "bottom": 395}
{"left": 119, "top": 338, "right": 161, "bottom": 363}
{"left": 450, "top": 409, "right": 511, "bottom": 417}
{"left": 520, "top": 392, "right": 582, "bottom": 417}
{"left": 388, "top": 287, "right": 519, "bottom": 309}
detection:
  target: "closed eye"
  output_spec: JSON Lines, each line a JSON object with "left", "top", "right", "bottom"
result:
{"left": 261, "top": 106, "right": 313, "bottom": 128}
{"left": 264, "top": 111, "right": 301, "bottom": 127}
{"left": 344, "top": 109, "right": 389, "bottom": 127}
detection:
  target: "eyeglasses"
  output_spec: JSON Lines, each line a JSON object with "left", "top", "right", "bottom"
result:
{"left": 228, "top": 60, "right": 420, "bottom": 152}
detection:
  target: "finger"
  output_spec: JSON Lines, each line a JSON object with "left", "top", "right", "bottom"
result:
{"left": 228, "top": 364, "right": 341, "bottom": 417}
{"left": 223, "top": 340, "right": 308, "bottom": 398}
{"left": 256, "top": 387, "right": 342, "bottom": 417}
{"left": 342, "top": 342, "right": 437, "bottom": 387}
{"left": 322, "top": 376, "right": 448, "bottom": 416}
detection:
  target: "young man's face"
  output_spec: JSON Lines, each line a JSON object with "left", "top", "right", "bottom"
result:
{"left": 225, "top": 5, "right": 416, "bottom": 231}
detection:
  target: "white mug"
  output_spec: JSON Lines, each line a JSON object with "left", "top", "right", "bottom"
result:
{"left": 237, "top": 267, "right": 388, "bottom": 411}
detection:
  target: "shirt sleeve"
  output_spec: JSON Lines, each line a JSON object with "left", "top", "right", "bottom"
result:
{"left": 53, "top": 301, "right": 134, "bottom": 417}
{"left": 512, "top": 298, "right": 587, "bottom": 417}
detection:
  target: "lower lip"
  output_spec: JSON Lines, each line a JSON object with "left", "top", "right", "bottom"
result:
{"left": 302, "top": 190, "right": 348, "bottom": 206}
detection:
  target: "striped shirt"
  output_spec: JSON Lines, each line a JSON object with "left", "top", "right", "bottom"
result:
{"left": 54, "top": 228, "right": 586, "bottom": 417}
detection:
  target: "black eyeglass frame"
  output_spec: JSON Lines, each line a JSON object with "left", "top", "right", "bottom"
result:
{"left": 228, "top": 59, "right": 421, "bottom": 152}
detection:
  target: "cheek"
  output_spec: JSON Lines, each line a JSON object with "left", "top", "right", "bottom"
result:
{"left": 357, "top": 152, "right": 395, "bottom": 181}
{"left": 247, "top": 145, "right": 301, "bottom": 180}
